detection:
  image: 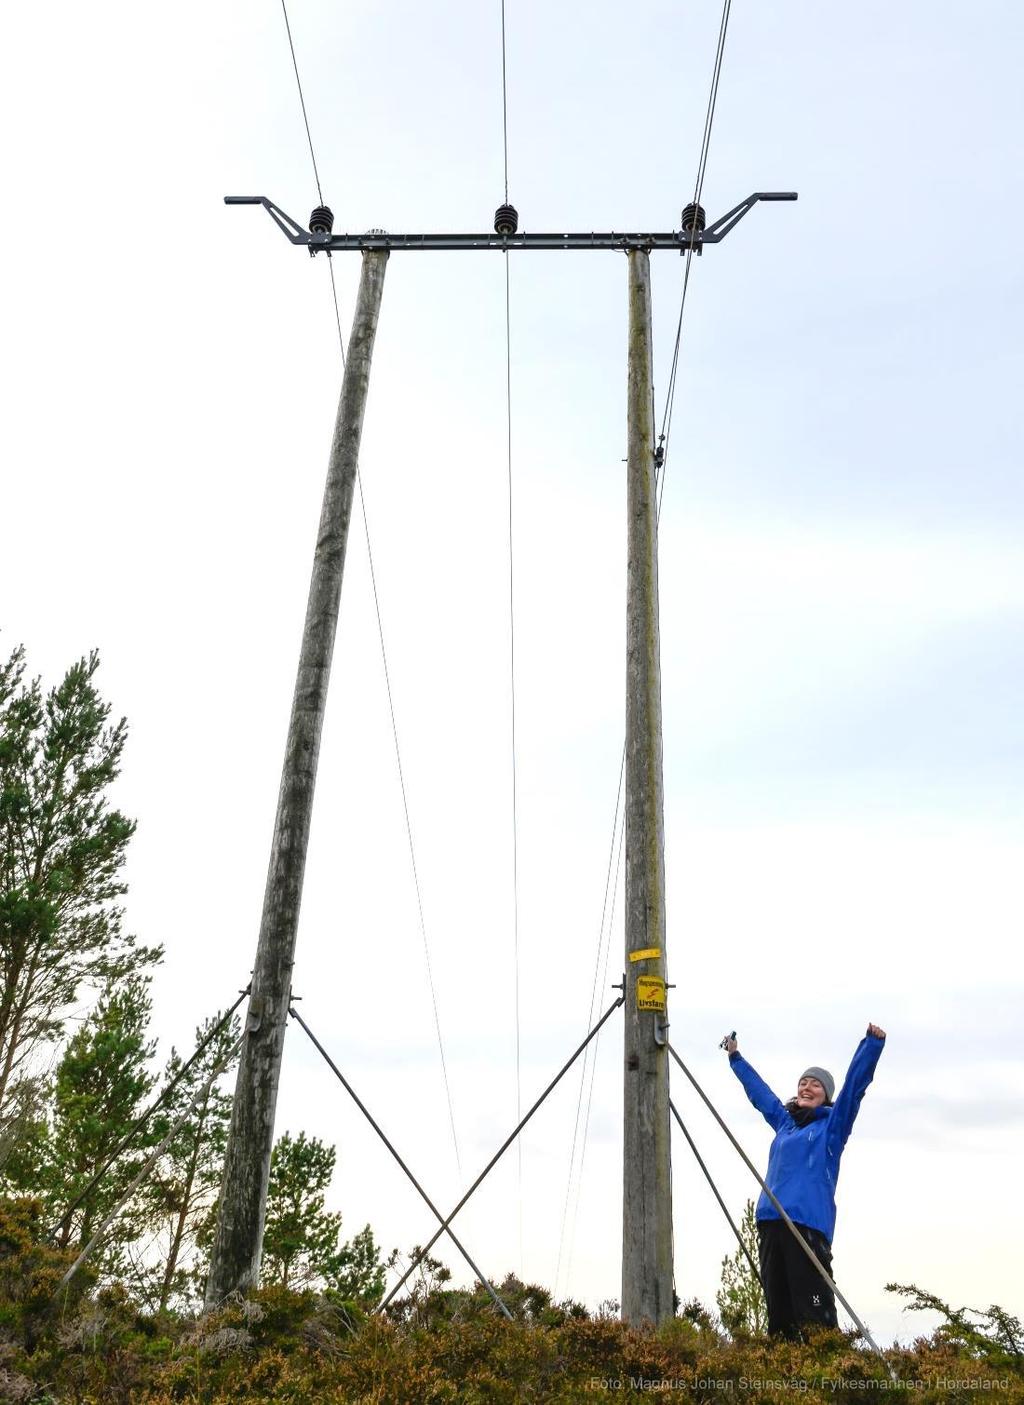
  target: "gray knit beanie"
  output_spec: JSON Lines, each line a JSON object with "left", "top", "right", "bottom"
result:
{"left": 801, "top": 1066, "right": 835, "bottom": 1103}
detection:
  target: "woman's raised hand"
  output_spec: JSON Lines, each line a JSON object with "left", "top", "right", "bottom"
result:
{"left": 867, "top": 1023, "right": 886, "bottom": 1039}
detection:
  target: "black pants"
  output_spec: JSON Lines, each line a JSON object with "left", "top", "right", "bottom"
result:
{"left": 757, "top": 1218, "right": 838, "bottom": 1338}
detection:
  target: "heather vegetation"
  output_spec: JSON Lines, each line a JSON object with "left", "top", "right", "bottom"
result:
{"left": 3, "top": 648, "right": 1021, "bottom": 1401}
{"left": 0, "top": 1203, "right": 1021, "bottom": 1405}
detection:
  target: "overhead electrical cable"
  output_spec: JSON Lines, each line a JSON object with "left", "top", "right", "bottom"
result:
{"left": 500, "top": 0, "right": 511, "bottom": 203}
{"left": 554, "top": 0, "right": 735, "bottom": 1297}
{"left": 560, "top": 798, "right": 626, "bottom": 1295}
{"left": 278, "top": 0, "right": 461, "bottom": 1175}
{"left": 505, "top": 254, "right": 524, "bottom": 1264}
{"left": 658, "top": 0, "right": 733, "bottom": 512}
{"left": 280, "top": 0, "right": 325, "bottom": 204}
{"left": 553, "top": 747, "right": 624, "bottom": 1293}
{"left": 499, "top": 0, "right": 525, "bottom": 1271}
{"left": 356, "top": 475, "right": 462, "bottom": 1175}
{"left": 280, "top": 0, "right": 345, "bottom": 365}
{"left": 328, "top": 261, "right": 346, "bottom": 364}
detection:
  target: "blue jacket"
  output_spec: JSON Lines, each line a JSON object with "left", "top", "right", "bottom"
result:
{"left": 729, "top": 1034, "right": 884, "bottom": 1241}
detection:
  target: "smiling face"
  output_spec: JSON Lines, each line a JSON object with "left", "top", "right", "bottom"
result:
{"left": 795, "top": 1075, "right": 827, "bottom": 1109}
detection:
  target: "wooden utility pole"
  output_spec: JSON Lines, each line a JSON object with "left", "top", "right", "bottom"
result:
{"left": 205, "top": 249, "right": 389, "bottom": 1306}
{"left": 621, "top": 248, "right": 673, "bottom": 1326}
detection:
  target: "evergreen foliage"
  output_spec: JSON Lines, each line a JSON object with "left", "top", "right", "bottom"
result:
{"left": 43, "top": 975, "right": 158, "bottom": 1270}
{"left": 715, "top": 1197, "right": 767, "bottom": 1336}
{"left": 262, "top": 1132, "right": 339, "bottom": 1291}
{"left": 136, "top": 1011, "right": 240, "bottom": 1311}
{"left": 886, "top": 1281, "right": 1024, "bottom": 1370}
{"left": 0, "top": 645, "right": 159, "bottom": 1132}
{"left": 0, "top": 647, "right": 389, "bottom": 1335}
{"left": 262, "top": 1131, "right": 386, "bottom": 1303}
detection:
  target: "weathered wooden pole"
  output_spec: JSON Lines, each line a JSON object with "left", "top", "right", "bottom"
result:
{"left": 621, "top": 247, "right": 674, "bottom": 1325}
{"left": 205, "top": 249, "right": 389, "bottom": 1306}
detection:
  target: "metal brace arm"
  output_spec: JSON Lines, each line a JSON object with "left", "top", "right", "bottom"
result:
{"left": 700, "top": 191, "right": 798, "bottom": 244}
{"left": 224, "top": 195, "right": 309, "bottom": 244}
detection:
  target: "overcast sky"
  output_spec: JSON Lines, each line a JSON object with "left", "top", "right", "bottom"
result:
{"left": 2, "top": 0, "right": 1022, "bottom": 1344}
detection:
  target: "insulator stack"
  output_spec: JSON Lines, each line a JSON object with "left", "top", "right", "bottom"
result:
{"left": 681, "top": 202, "right": 706, "bottom": 239}
{"left": 309, "top": 205, "right": 335, "bottom": 236}
{"left": 494, "top": 203, "right": 519, "bottom": 236}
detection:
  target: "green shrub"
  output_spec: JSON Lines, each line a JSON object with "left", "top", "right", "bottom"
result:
{"left": 0, "top": 1196, "right": 92, "bottom": 1351}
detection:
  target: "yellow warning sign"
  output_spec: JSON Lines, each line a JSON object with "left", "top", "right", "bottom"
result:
{"left": 636, "top": 976, "right": 666, "bottom": 1012}
{"left": 628, "top": 947, "right": 661, "bottom": 963}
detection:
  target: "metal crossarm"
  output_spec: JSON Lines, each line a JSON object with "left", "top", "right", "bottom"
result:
{"left": 223, "top": 193, "right": 797, "bottom": 255}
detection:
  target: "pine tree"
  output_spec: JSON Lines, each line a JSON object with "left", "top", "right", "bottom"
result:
{"left": 261, "top": 1131, "right": 386, "bottom": 1302}
{"left": 43, "top": 974, "right": 157, "bottom": 1271}
{"left": 0, "top": 1071, "right": 49, "bottom": 1187}
{"left": 0, "top": 645, "right": 160, "bottom": 1130}
{"left": 140, "top": 1011, "right": 239, "bottom": 1311}
{"left": 716, "top": 1199, "right": 767, "bottom": 1337}
{"left": 330, "top": 1223, "right": 388, "bottom": 1305}
{"left": 262, "top": 1132, "right": 342, "bottom": 1291}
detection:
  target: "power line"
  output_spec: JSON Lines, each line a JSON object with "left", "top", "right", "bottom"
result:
{"left": 356, "top": 474, "right": 462, "bottom": 1175}
{"left": 657, "top": 0, "right": 733, "bottom": 506}
{"left": 504, "top": 227, "right": 524, "bottom": 1269}
{"left": 290, "top": 1005, "right": 507, "bottom": 1315}
{"left": 279, "top": 0, "right": 324, "bottom": 205}
{"left": 278, "top": 0, "right": 461, "bottom": 1176}
{"left": 328, "top": 259, "right": 345, "bottom": 363}
{"left": 500, "top": 0, "right": 510, "bottom": 202}
{"left": 378, "top": 996, "right": 625, "bottom": 1313}
{"left": 560, "top": 793, "right": 626, "bottom": 1296}
{"left": 499, "top": 0, "right": 524, "bottom": 1271}
{"left": 553, "top": 746, "right": 624, "bottom": 1292}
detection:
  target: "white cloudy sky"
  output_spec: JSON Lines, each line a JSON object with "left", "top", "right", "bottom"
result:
{"left": 2, "top": 0, "right": 1022, "bottom": 1344}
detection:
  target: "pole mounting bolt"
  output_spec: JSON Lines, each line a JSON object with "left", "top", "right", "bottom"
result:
{"left": 494, "top": 203, "right": 519, "bottom": 237}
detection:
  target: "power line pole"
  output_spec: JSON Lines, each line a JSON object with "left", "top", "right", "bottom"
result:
{"left": 621, "top": 247, "right": 673, "bottom": 1326}
{"left": 222, "top": 191, "right": 795, "bottom": 1315}
{"left": 205, "top": 248, "right": 389, "bottom": 1306}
